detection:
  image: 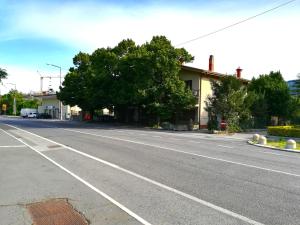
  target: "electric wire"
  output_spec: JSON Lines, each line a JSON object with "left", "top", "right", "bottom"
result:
{"left": 176, "top": 0, "right": 297, "bottom": 46}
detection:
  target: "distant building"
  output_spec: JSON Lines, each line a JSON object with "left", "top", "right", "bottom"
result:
{"left": 33, "top": 93, "right": 81, "bottom": 120}
{"left": 287, "top": 79, "right": 299, "bottom": 96}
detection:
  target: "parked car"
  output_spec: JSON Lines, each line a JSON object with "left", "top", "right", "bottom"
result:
{"left": 20, "top": 108, "right": 37, "bottom": 118}
{"left": 27, "top": 112, "right": 37, "bottom": 118}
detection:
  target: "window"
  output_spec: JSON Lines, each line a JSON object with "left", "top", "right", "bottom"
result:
{"left": 185, "top": 80, "right": 192, "bottom": 90}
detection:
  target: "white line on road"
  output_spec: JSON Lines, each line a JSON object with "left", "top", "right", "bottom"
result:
{"left": 169, "top": 138, "right": 183, "bottom": 141}
{"left": 2, "top": 124, "right": 265, "bottom": 225}
{"left": 188, "top": 140, "right": 202, "bottom": 144}
{"left": 0, "top": 145, "right": 25, "bottom": 148}
{"left": 0, "top": 128, "right": 152, "bottom": 225}
{"left": 218, "top": 145, "right": 234, "bottom": 149}
{"left": 63, "top": 128, "right": 300, "bottom": 178}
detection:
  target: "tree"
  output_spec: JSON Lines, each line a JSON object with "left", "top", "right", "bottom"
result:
{"left": 58, "top": 36, "right": 196, "bottom": 124}
{"left": 0, "top": 68, "right": 8, "bottom": 82}
{"left": 135, "top": 36, "right": 195, "bottom": 124}
{"left": 205, "top": 76, "right": 252, "bottom": 132}
{"left": 57, "top": 52, "right": 97, "bottom": 115}
{"left": 0, "top": 90, "right": 39, "bottom": 115}
{"left": 248, "top": 71, "right": 291, "bottom": 125}
{"left": 288, "top": 96, "right": 300, "bottom": 124}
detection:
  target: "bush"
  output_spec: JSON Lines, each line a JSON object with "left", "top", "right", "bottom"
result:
{"left": 267, "top": 126, "right": 300, "bottom": 138}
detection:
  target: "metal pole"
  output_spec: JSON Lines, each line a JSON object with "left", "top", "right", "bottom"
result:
{"left": 59, "top": 66, "right": 63, "bottom": 120}
{"left": 13, "top": 96, "right": 16, "bottom": 116}
{"left": 46, "top": 63, "right": 63, "bottom": 120}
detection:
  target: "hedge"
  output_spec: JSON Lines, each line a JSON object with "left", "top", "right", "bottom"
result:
{"left": 267, "top": 126, "right": 300, "bottom": 138}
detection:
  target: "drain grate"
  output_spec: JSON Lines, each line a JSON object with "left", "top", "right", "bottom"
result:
{"left": 27, "top": 199, "right": 88, "bottom": 225}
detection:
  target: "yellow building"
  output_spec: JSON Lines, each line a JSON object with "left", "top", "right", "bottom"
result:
{"left": 179, "top": 55, "right": 247, "bottom": 129}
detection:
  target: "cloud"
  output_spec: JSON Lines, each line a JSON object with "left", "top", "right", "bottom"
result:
{"left": 1, "top": 0, "right": 299, "bottom": 95}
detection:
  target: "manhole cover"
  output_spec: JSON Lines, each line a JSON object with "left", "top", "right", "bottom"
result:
{"left": 27, "top": 199, "right": 88, "bottom": 225}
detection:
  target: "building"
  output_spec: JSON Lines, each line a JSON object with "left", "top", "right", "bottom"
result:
{"left": 34, "top": 93, "right": 81, "bottom": 120}
{"left": 179, "top": 55, "right": 248, "bottom": 129}
{"left": 34, "top": 93, "right": 69, "bottom": 119}
{"left": 287, "top": 79, "right": 299, "bottom": 96}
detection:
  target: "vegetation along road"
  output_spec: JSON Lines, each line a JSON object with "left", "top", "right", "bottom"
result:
{"left": 1, "top": 117, "right": 300, "bottom": 225}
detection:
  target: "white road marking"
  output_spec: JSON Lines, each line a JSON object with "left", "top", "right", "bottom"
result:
{"left": 260, "top": 151, "right": 300, "bottom": 158}
{"left": 218, "top": 145, "right": 234, "bottom": 149}
{"left": 62, "top": 128, "right": 300, "bottom": 178}
{"left": 0, "top": 128, "right": 152, "bottom": 225}
{"left": 0, "top": 145, "right": 25, "bottom": 148}
{"left": 1, "top": 125, "right": 265, "bottom": 225}
{"left": 151, "top": 135, "right": 162, "bottom": 138}
{"left": 169, "top": 138, "right": 183, "bottom": 141}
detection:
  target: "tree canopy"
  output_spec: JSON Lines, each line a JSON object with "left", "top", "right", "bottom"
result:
{"left": 205, "top": 76, "right": 252, "bottom": 132}
{"left": 0, "top": 68, "right": 8, "bottom": 82}
{"left": 0, "top": 90, "right": 40, "bottom": 115}
{"left": 248, "top": 71, "right": 291, "bottom": 126}
{"left": 58, "top": 36, "right": 196, "bottom": 124}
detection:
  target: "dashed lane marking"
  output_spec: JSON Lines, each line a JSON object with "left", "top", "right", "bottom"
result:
{"left": 0, "top": 145, "right": 25, "bottom": 148}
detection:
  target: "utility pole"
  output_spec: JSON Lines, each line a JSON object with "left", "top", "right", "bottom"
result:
{"left": 46, "top": 63, "right": 63, "bottom": 120}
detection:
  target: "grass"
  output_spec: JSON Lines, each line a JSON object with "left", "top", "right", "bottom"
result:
{"left": 267, "top": 140, "right": 300, "bottom": 151}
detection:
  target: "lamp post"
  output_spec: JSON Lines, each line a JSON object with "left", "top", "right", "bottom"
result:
{"left": 46, "top": 63, "right": 63, "bottom": 120}
{"left": 7, "top": 83, "right": 16, "bottom": 116}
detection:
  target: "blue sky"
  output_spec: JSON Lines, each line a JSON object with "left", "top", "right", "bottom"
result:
{"left": 0, "top": 0, "right": 299, "bottom": 93}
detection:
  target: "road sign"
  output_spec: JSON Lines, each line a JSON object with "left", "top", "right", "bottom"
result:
{"left": 2, "top": 104, "right": 7, "bottom": 111}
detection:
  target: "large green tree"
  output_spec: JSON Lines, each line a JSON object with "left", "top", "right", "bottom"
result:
{"left": 205, "top": 76, "right": 253, "bottom": 132}
{"left": 248, "top": 71, "right": 291, "bottom": 126}
{"left": 58, "top": 36, "right": 196, "bottom": 123}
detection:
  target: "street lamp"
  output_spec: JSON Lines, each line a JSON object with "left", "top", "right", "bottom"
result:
{"left": 46, "top": 63, "right": 63, "bottom": 120}
{"left": 7, "top": 83, "right": 16, "bottom": 116}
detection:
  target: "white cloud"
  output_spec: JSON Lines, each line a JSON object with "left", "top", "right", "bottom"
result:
{"left": 1, "top": 0, "right": 299, "bottom": 95}
{"left": 0, "top": 65, "right": 62, "bottom": 95}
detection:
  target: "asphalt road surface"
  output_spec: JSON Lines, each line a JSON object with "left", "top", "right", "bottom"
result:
{"left": 1, "top": 117, "right": 300, "bottom": 225}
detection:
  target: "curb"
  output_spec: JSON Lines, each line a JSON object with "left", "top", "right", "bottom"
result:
{"left": 247, "top": 140, "right": 300, "bottom": 153}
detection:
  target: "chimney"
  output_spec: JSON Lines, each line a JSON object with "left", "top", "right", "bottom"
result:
{"left": 209, "top": 55, "right": 214, "bottom": 72}
{"left": 236, "top": 67, "right": 242, "bottom": 79}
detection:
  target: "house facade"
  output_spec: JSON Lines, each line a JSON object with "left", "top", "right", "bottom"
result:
{"left": 179, "top": 55, "right": 247, "bottom": 129}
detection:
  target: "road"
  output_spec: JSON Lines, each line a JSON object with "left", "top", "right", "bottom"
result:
{"left": 0, "top": 117, "right": 300, "bottom": 225}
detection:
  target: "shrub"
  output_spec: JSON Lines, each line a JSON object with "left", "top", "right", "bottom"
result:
{"left": 267, "top": 126, "right": 300, "bottom": 138}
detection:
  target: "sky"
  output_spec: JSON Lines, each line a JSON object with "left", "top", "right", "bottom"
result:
{"left": 0, "top": 0, "right": 299, "bottom": 94}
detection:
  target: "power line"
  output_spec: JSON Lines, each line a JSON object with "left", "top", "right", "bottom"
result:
{"left": 176, "top": 0, "right": 297, "bottom": 46}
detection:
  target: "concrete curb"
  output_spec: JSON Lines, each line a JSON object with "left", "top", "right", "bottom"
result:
{"left": 247, "top": 140, "right": 300, "bottom": 153}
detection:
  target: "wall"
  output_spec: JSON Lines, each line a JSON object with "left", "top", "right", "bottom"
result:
{"left": 199, "top": 77, "right": 213, "bottom": 128}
